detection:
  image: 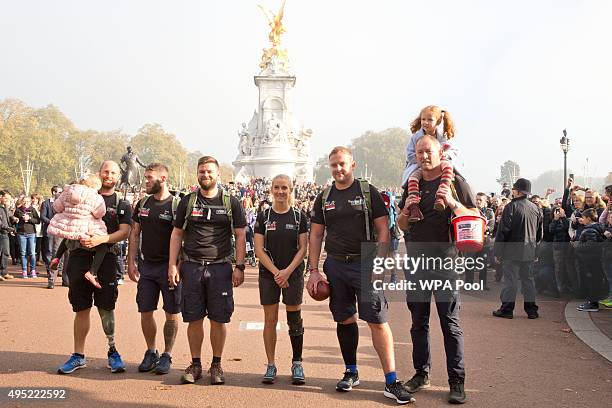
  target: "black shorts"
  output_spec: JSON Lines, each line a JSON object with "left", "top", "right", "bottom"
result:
{"left": 259, "top": 263, "right": 304, "bottom": 306}
{"left": 323, "top": 257, "right": 388, "bottom": 324}
{"left": 66, "top": 250, "right": 118, "bottom": 313}
{"left": 180, "top": 261, "right": 234, "bottom": 323}
{"left": 136, "top": 260, "right": 182, "bottom": 314}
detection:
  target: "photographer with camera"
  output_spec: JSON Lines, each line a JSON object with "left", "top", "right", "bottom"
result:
{"left": 0, "top": 191, "right": 16, "bottom": 281}
{"left": 549, "top": 206, "right": 572, "bottom": 296}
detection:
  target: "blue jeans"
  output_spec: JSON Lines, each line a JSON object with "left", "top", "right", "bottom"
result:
{"left": 18, "top": 233, "right": 36, "bottom": 272}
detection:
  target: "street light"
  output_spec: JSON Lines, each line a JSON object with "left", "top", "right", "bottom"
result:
{"left": 560, "top": 129, "right": 570, "bottom": 188}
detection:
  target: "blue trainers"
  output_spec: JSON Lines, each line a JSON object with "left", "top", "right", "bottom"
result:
{"left": 57, "top": 353, "right": 87, "bottom": 374}
{"left": 107, "top": 351, "right": 126, "bottom": 373}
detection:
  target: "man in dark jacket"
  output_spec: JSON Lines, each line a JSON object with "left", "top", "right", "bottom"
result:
{"left": 493, "top": 178, "right": 543, "bottom": 319}
{"left": 0, "top": 191, "right": 16, "bottom": 281}
{"left": 40, "top": 186, "right": 66, "bottom": 288}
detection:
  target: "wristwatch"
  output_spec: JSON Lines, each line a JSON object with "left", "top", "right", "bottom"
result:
{"left": 235, "top": 264, "right": 246, "bottom": 271}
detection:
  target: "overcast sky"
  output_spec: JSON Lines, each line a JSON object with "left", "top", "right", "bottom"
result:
{"left": 2, "top": 0, "right": 611, "bottom": 192}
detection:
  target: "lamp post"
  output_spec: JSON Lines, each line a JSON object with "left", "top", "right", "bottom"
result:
{"left": 559, "top": 129, "right": 570, "bottom": 188}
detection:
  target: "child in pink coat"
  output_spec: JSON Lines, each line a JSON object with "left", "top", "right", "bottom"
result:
{"left": 47, "top": 174, "right": 108, "bottom": 288}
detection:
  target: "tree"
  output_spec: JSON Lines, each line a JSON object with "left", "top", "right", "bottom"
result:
{"left": 219, "top": 164, "right": 234, "bottom": 183}
{"left": 314, "top": 155, "right": 330, "bottom": 185}
{"left": 351, "top": 128, "right": 408, "bottom": 188}
{"left": 130, "top": 123, "right": 188, "bottom": 188}
{"left": 313, "top": 128, "right": 409, "bottom": 187}
{"left": 0, "top": 99, "right": 76, "bottom": 195}
{"left": 496, "top": 160, "right": 521, "bottom": 187}
{"left": 530, "top": 169, "right": 565, "bottom": 197}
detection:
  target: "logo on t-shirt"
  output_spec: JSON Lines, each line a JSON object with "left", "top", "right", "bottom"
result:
{"left": 266, "top": 221, "right": 277, "bottom": 231}
{"left": 159, "top": 211, "right": 172, "bottom": 221}
{"left": 191, "top": 208, "right": 204, "bottom": 217}
{"left": 139, "top": 208, "right": 150, "bottom": 217}
{"left": 215, "top": 209, "right": 227, "bottom": 215}
{"left": 285, "top": 223, "right": 296, "bottom": 230}
{"left": 348, "top": 197, "right": 365, "bottom": 207}
{"left": 324, "top": 201, "right": 336, "bottom": 211}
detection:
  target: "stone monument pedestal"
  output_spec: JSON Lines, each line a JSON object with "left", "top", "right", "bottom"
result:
{"left": 233, "top": 39, "right": 313, "bottom": 182}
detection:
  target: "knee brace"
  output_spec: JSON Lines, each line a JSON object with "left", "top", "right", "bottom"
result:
{"left": 287, "top": 310, "right": 304, "bottom": 337}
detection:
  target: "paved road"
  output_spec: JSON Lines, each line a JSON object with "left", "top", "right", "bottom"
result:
{"left": 1, "top": 265, "right": 611, "bottom": 408}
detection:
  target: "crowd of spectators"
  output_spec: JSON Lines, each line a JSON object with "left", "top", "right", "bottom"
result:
{"left": 2, "top": 176, "right": 611, "bottom": 311}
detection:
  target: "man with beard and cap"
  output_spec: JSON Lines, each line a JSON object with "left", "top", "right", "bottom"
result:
{"left": 128, "top": 163, "right": 181, "bottom": 375}
{"left": 493, "top": 177, "right": 543, "bottom": 319}
{"left": 168, "top": 156, "right": 247, "bottom": 385}
{"left": 57, "top": 160, "right": 132, "bottom": 375}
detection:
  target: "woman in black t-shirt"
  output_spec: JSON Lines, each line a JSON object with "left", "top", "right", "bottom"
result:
{"left": 254, "top": 174, "right": 308, "bottom": 385}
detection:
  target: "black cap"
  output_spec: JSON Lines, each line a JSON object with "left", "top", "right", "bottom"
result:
{"left": 512, "top": 178, "right": 531, "bottom": 195}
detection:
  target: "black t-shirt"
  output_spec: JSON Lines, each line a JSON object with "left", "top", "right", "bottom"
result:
{"left": 311, "top": 180, "right": 388, "bottom": 256}
{"left": 101, "top": 193, "right": 133, "bottom": 235}
{"left": 254, "top": 208, "right": 308, "bottom": 273}
{"left": 398, "top": 175, "right": 477, "bottom": 243}
{"left": 173, "top": 189, "right": 246, "bottom": 262}
{"left": 132, "top": 195, "right": 175, "bottom": 263}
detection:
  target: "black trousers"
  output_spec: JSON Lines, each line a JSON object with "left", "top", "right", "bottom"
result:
{"left": 464, "top": 249, "right": 488, "bottom": 286}
{"left": 9, "top": 234, "right": 19, "bottom": 262}
{"left": 406, "top": 287, "right": 465, "bottom": 381}
{"left": 0, "top": 234, "right": 9, "bottom": 275}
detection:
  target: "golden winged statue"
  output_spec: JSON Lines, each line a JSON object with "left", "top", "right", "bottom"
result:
{"left": 258, "top": 0, "right": 287, "bottom": 47}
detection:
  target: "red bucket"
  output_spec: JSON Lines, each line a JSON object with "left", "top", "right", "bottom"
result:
{"left": 451, "top": 215, "right": 486, "bottom": 253}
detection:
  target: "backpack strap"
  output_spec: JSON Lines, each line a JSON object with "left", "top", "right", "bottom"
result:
{"left": 171, "top": 195, "right": 180, "bottom": 221}
{"left": 357, "top": 178, "right": 374, "bottom": 241}
{"left": 137, "top": 195, "right": 151, "bottom": 223}
{"left": 182, "top": 192, "right": 198, "bottom": 230}
{"left": 263, "top": 208, "right": 272, "bottom": 251}
{"left": 292, "top": 207, "right": 301, "bottom": 249}
{"left": 222, "top": 189, "right": 234, "bottom": 235}
{"left": 321, "top": 185, "right": 333, "bottom": 225}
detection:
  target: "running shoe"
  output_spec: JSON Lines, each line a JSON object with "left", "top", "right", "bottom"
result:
{"left": 138, "top": 349, "right": 159, "bottom": 372}
{"left": 577, "top": 302, "right": 599, "bottom": 312}
{"left": 181, "top": 363, "right": 202, "bottom": 384}
{"left": 384, "top": 380, "right": 415, "bottom": 404}
{"left": 262, "top": 364, "right": 277, "bottom": 384}
{"left": 336, "top": 370, "right": 359, "bottom": 392}
{"left": 448, "top": 379, "right": 467, "bottom": 404}
{"left": 208, "top": 362, "right": 225, "bottom": 385}
{"left": 599, "top": 299, "right": 612, "bottom": 308}
{"left": 155, "top": 353, "right": 172, "bottom": 375}
{"left": 404, "top": 371, "right": 431, "bottom": 393}
{"left": 57, "top": 353, "right": 86, "bottom": 374}
{"left": 107, "top": 351, "right": 126, "bottom": 373}
{"left": 291, "top": 361, "right": 305, "bottom": 385}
